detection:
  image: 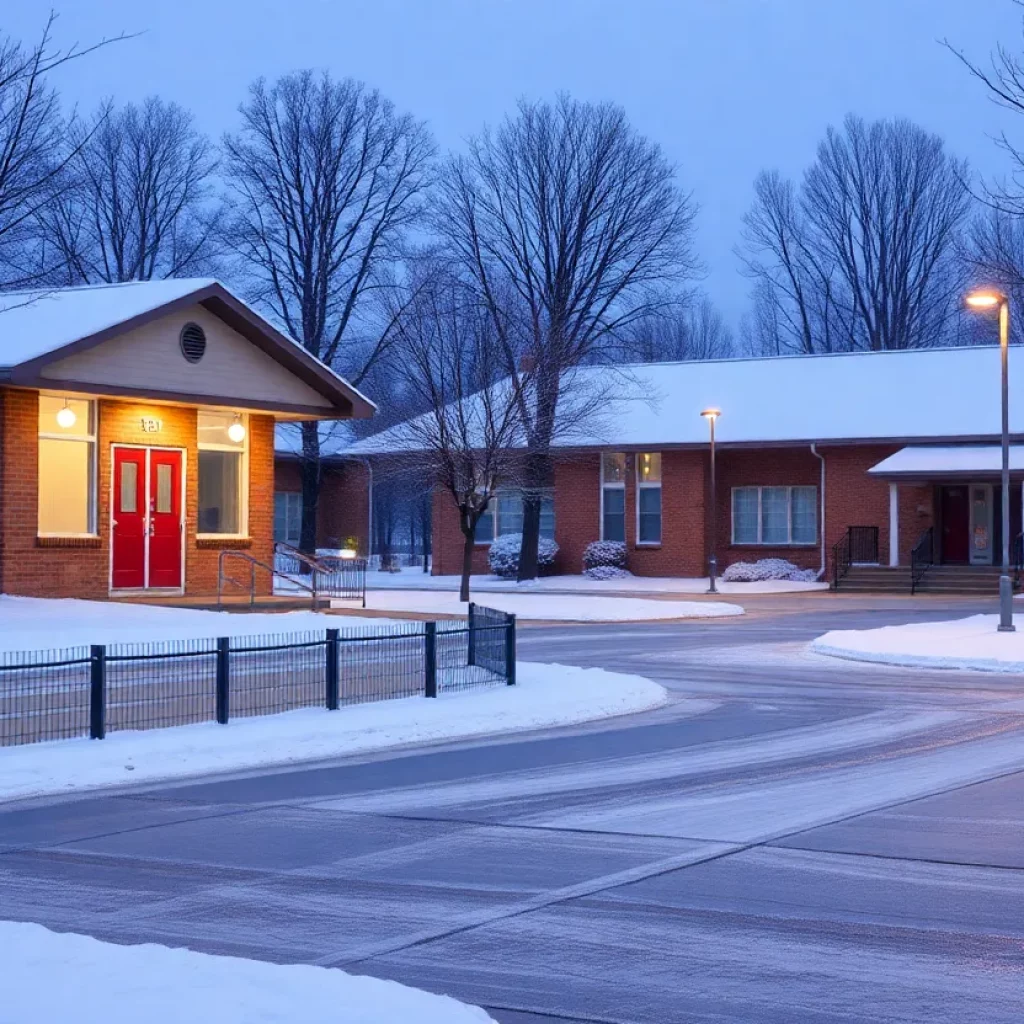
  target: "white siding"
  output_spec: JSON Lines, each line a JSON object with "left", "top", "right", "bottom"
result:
{"left": 40, "top": 304, "right": 333, "bottom": 410}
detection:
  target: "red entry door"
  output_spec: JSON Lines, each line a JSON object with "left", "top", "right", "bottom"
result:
{"left": 941, "top": 485, "right": 970, "bottom": 564}
{"left": 111, "top": 448, "right": 183, "bottom": 590}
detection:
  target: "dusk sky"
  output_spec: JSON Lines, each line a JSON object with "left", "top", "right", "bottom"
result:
{"left": 7, "top": 1, "right": 1024, "bottom": 329}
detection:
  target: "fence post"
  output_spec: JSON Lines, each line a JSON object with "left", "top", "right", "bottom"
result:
{"left": 505, "top": 613, "right": 517, "bottom": 686}
{"left": 424, "top": 621, "right": 437, "bottom": 698}
{"left": 325, "top": 628, "right": 339, "bottom": 710}
{"left": 467, "top": 602, "right": 477, "bottom": 667}
{"left": 89, "top": 644, "right": 106, "bottom": 740}
{"left": 216, "top": 637, "right": 230, "bottom": 724}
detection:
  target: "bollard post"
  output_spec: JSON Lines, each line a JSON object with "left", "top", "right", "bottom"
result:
{"left": 215, "top": 637, "right": 230, "bottom": 724}
{"left": 89, "top": 644, "right": 106, "bottom": 739}
{"left": 424, "top": 621, "right": 437, "bottom": 698}
{"left": 325, "top": 628, "right": 339, "bottom": 710}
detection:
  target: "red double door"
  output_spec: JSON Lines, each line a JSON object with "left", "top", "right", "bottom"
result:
{"left": 111, "top": 447, "right": 183, "bottom": 590}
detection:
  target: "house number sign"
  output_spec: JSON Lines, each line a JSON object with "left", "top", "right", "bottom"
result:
{"left": 140, "top": 416, "right": 163, "bottom": 433}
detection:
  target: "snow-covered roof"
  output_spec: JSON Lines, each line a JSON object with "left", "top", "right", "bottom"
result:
{"left": 274, "top": 421, "right": 356, "bottom": 458}
{"left": 347, "top": 345, "right": 1024, "bottom": 455}
{"left": 868, "top": 445, "right": 1024, "bottom": 477}
{"left": 0, "top": 279, "right": 375, "bottom": 418}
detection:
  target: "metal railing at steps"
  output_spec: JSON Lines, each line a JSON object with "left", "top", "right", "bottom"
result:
{"left": 910, "top": 527, "right": 934, "bottom": 595}
{"left": 1015, "top": 533, "right": 1024, "bottom": 589}
{"left": 831, "top": 531, "right": 851, "bottom": 590}
{"left": 830, "top": 526, "right": 879, "bottom": 589}
{"left": 217, "top": 546, "right": 367, "bottom": 609}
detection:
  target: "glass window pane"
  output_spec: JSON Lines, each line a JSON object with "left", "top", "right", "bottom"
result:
{"left": 732, "top": 488, "right": 759, "bottom": 544}
{"left": 540, "top": 495, "right": 556, "bottom": 540}
{"left": 474, "top": 506, "right": 495, "bottom": 543}
{"left": 601, "top": 452, "right": 627, "bottom": 484}
{"left": 120, "top": 461, "right": 138, "bottom": 514}
{"left": 637, "top": 452, "right": 662, "bottom": 483}
{"left": 38, "top": 395, "right": 94, "bottom": 437}
{"left": 198, "top": 450, "right": 241, "bottom": 534}
{"left": 274, "top": 493, "right": 288, "bottom": 542}
{"left": 39, "top": 438, "right": 94, "bottom": 534}
{"left": 602, "top": 486, "right": 625, "bottom": 542}
{"left": 761, "top": 486, "right": 790, "bottom": 544}
{"left": 791, "top": 486, "right": 817, "bottom": 543}
{"left": 155, "top": 463, "right": 172, "bottom": 514}
{"left": 638, "top": 486, "right": 662, "bottom": 543}
{"left": 497, "top": 493, "right": 524, "bottom": 536}
{"left": 287, "top": 493, "right": 302, "bottom": 546}
{"left": 197, "top": 410, "right": 245, "bottom": 449}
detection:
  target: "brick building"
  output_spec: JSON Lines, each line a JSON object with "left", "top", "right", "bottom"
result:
{"left": 0, "top": 280, "right": 372, "bottom": 600}
{"left": 347, "top": 345, "right": 1024, "bottom": 583}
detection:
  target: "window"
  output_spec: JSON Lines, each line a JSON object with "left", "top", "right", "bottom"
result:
{"left": 38, "top": 395, "right": 96, "bottom": 536}
{"left": 474, "top": 491, "right": 555, "bottom": 543}
{"left": 601, "top": 453, "right": 627, "bottom": 542}
{"left": 197, "top": 411, "right": 247, "bottom": 536}
{"left": 731, "top": 486, "right": 817, "bottom": 545}
{"left": 637, "top": 452, "right": 662, "bottom": 545}
{"left": 274, "top": 492, "right": 302, "bottom": 546}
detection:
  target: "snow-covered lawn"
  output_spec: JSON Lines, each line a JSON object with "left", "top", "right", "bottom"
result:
{"left": 4, "top": 921, "right": 495, "bottom": 1023}
{"left": 0, "top": 596, "right": 406, "bottom": 653}
{"left": 365, "top": 571, "right": 825, "bottom": 595}
{"left": 0, "top": 663, "right": 669, "bottom": 802}
{"left": 353, "top": 590, "right": 744, "bottom": 621}
{"left": 812, "top": 614, "right": 1024, "bottom": 673}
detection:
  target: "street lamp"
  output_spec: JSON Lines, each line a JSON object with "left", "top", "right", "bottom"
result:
{"left": 702, "top": 408, "right": 721, "bottom": 594}
{"left": 965, "top": 289, "right": 1015, "bottom": 633}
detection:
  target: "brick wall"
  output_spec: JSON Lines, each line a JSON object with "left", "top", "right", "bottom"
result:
{"left": 0, "top": 388, "right": 276, "bottom": 598}
{"left": 274, "top": 458, "right": 370, "bottom": 553}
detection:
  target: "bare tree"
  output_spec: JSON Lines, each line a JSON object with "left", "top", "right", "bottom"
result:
{"left": 38, "top": 97, "right": 221, "bottom": 283}
{"left": 0, "top": 14, "right": 129, "bottom": 286}
{"left": 960, "top": 207, "right": 1024, "bottom": 344}
{"left": 624, "top": 293, "right": 733, "bottom": 362}
{"left": 223, "top": 71, "right": 434, "bottom": 556}
{"left": 739, "top": 116, "right": 972, "bottom": 354}
{"left": 390, "top": 274, "right": 526, "bottom": 602}
{"left": 436, "top": 94, "right": 699, "bottom": 580}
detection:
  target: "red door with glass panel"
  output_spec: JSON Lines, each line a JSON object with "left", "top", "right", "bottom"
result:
{"left": 111, "top": 447, "right": 183, "bottom": 590}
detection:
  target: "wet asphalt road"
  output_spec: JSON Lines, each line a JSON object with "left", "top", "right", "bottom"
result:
{"left": 2, "top": 593, "right": 1024, "bottom": 1022}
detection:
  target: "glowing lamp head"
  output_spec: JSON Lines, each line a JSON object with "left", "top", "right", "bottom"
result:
{"left": 965, "top": 290, "right": 1004, "bottom": 309}
{"left": 701, "top": 408, "right": 721, "bottom": 421}
{"left": 340, "top": 547, "right": 357, "bottom": 560}
{"left": 227, "top": 417, "right": 246, "bottom": 444}
{"left": 55, "top": 402, "right": 77, "bottom": 429}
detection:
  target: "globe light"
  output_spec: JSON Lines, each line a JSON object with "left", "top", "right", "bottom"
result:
{"left": 227, "top": 416, "right": 246, "bottom": 443}
{"left": 55, "top": 402, "right": 77, "bottom": 429}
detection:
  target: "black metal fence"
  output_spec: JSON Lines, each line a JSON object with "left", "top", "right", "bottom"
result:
{"left": 0, "top": 608, "right": 516, "bottom": 748}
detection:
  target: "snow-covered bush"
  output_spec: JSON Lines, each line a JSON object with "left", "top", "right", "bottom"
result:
{"left": 582, "top": 540, "right": 628, "bottom": 571}
{"left": 721, "top": 558, "right": 819, "bottom": 583}
{"left": 583, "top": 565, "right": 633, "bottom": 581}
{"left": 488, "top": 533, "right": 560, "bottom": 578}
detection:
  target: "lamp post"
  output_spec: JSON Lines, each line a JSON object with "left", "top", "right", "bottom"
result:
{"left": 965, "top": 289, "right": 1015, "bottom": 633}
{"left": 702, "top": 408, "right": 721, "bottom": 594}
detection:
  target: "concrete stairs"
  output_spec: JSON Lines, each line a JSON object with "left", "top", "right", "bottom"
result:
{"left": 837, "top": 564, "right": 1016, "bottom": 595}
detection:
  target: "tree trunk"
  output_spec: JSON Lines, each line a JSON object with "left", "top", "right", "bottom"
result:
{"left": 459, "top": 526, "right": 475, "bottom": 602}
{"left": 421, "top": 498, "right": 431, "bottom": 573}
{"left": 299, "top": 422, "right": 321, "bottom": 566}
{"left": 517, "top": 452, "right": 549, "bottom": 582}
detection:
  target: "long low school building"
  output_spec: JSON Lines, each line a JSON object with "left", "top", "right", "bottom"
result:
{"left": 346, "top": 344, "right": 1024, "bottom": 590}
{"left": 0, "top": 280, "right": 373, "bottom": 600}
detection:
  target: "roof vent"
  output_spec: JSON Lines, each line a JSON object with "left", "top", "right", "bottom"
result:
{"left": 179, "top": 322, "right": 206, "bottom": 363}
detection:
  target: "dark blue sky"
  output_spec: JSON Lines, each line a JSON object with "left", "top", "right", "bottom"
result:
{"left": 7, "top": 0, "right": 1024, "bottom": 328}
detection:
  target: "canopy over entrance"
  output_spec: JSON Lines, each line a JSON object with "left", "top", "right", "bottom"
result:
{"left": 868, "top": 445, "right": 1024, "bottom": 480}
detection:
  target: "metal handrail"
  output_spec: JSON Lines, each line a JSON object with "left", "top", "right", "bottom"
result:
{"left": 1014, "top": 532, "right": 1023, "bottom": 588}
{"left": 218, "top": 549, "right": 319, "bottom": 609}
{"left": 910, "top": 527, "right": 934, "bottom": 595}
{"left": 274, "top": 541, "right": 331, "bottom": 575}
{"left": 831, "top": 530, "right": 852, "bottom": 589}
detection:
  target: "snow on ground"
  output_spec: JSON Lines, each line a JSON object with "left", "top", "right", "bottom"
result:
{"left": 3, "top": 921, "right": 495, "bottom": 1024}
{"left": 0, "top": 663, "right": 670, "bottom": 802}
{"left": 353, "top": 590, "right": 744, "bottom": 621}
{"left": 0, "top": 596, "right": 406, "bottom": 653}
{"left": 812, "top": 614, "right": 1024, "bottom": 673}
{"left": 364, "top": 571, "right": 825, "bottom": 595}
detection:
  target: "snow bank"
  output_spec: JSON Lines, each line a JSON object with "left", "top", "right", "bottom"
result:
{"left": 811, "top": 614, "right": 1024, "bottom": 673}
{"left": 0, "top": 596, "right": 406, "bottom": 653}
{"left": 3, "top": 921, "right": 495, "bottom": 1023}
{"left": 721, "top": 558, "right": 820, "bottom": 584}
{"left": 353, "top": 590, "right": 743, "bottom": 621}
{"left": 0, "top": 663, "right": 669, "bottom": 803}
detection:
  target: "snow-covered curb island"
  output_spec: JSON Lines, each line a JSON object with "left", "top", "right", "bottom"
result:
{"left": 811, "top": 614, "right": 1024, "bottom": 673}
{"left": 0, "top": 663, "right": 671, "bottom": 803}
{"left": 4, "top": 921, "right": 496, "bottom": 1023}
{"left": 354, "top": 590, "right": 745, "bottom": 621}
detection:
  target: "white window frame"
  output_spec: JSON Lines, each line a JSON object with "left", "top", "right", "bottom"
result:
{"left": 196, "top": 410, "right": 249, "bottom": 540}
{"left": 635, "top": 452, "right": 662, "bottom": 547}
{"left": 731, "top": 485, "right": 818, "bottom": 545}
{"left": 600, "top": 453, "right": 627, "bottom": 542}
{"left": 37, "top": 394, "right": 98, "bottom": 538}
{"left": 474, "top": 488, "right": 555, "bottom": 544}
